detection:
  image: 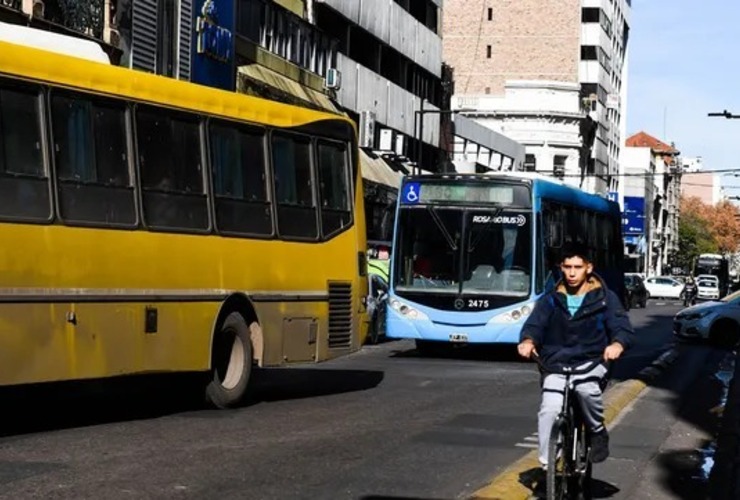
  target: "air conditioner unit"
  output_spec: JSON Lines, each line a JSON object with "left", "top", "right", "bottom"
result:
{"left": 379, "top": 128, "right": 394, "bottom": 151}
{"left": 394, "top": 134, "right": 405, "bottom": 156}
{"left": 325, "top": 68, "right": 341, "bottom": 90}
{"left": 359, "top": 110, "right": 376, "bottom": 148}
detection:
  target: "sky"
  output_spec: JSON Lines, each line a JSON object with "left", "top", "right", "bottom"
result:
{"left": 627, "top": 0, "right": 740, "bottom": 192}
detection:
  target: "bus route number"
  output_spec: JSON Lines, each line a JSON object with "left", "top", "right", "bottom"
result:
{"left": 468, "top": 299, "right": 489, "bottom": 309}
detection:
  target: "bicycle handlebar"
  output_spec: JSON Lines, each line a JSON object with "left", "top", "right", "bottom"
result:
{"left": 530, "top": 353, "right": 611, "bottom": 375}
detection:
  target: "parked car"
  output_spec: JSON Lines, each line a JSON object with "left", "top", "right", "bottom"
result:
{"left": 624, "top": 273, "right": 648, "bottom": 309}
{"left": 643, "top": 276, "right": 685, "bottom": 299}
{"left": 696, "top": 275, "right": 721, "bottom": 301}
{"left": 673, "top": 290, "right": 740, "bottom": 347}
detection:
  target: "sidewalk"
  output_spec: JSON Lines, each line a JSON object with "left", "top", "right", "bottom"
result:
{"left": 592, "top": 345, "right": 730, "bottom": 499}
{"left": 470, "top": 344, "right": 731, "bottom": 499}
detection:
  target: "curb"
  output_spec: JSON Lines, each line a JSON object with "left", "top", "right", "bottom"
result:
{"left": 469, "top": 347, "right": 680, "bottom": 500}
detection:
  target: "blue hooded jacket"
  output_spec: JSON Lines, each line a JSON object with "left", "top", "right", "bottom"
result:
{"left": 520, "top": 273, "right": 634, "bottom": 372}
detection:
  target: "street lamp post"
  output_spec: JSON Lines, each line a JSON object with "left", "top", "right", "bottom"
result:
{"left": 708, "top": 110, "right": 740, "bottom": 119}
{"left": 414, "top": 99, "right": 475, "bottom": 176}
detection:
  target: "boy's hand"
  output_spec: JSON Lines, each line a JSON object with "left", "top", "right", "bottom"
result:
{"left": 518, "top": 339, "right": 538, "bottom": 359}
{"left": 603, "top": 342, "right": 624, "bottom": 361}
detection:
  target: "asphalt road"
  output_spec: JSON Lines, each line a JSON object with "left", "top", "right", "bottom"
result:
{"left": 0, "top": 299, "right": 697, "bottom": 499}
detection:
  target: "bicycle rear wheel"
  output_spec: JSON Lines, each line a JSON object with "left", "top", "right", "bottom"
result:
{"left": 547, "top": 417, "right": 570, "bottom": 500}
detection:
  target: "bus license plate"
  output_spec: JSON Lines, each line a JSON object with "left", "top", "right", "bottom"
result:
{"left": 449, "top": 333, "right": 468, "bottom": 343}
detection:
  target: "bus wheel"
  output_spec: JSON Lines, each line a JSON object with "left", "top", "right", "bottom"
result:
{"left": 206, "top": 312, "right": 253, "bottom": 409}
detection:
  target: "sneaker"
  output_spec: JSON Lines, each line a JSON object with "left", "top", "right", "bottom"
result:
{"left": 590, "top": 429, "right": 610, "bottom": 463}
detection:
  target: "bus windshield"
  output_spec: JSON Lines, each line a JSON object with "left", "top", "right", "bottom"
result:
{"left": 394, "top": 207, "right": 532, "bottom": 296}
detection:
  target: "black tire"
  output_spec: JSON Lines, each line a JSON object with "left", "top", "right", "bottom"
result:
{"left": 640, "top": 296, "right": 648, "bottom": 308}
{"left": 547, "top": 417, "right": 569, "bottom": 500}
{"left": 205, "top": 312, "right": 254, "bottom": 409}
{"left": 367, "top": 311, "right": 380, "bottom": 345}
{"left": 367, "top": 307, "right": 387, "bottom": 345}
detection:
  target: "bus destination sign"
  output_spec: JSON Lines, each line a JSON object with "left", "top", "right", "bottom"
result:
{"left": 401, "top": 183, "right": 516, "bottom": 205}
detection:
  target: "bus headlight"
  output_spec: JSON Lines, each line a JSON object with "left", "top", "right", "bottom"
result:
{"left": 389, "top": 298, "right": 429, "bottom": 320}
{"left": 489, "top": 302, "right": 536, "bottom": 324}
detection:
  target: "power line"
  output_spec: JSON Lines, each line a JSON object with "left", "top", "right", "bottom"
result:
{"left": 554, "top": 167, "right": 740, "bottom": 179}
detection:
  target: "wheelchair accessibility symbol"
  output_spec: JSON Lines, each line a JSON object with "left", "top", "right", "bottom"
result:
{"left": 402, "top": 182, "right": 421, "bottom": 204}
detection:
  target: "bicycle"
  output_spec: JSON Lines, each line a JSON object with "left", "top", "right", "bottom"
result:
{"left": 534, "top": 356, "right": 610, "bottom": 500}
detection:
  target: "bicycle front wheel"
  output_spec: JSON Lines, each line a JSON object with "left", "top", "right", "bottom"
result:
{"left": 547, "top": 417, "right": 570, "bottom": 500}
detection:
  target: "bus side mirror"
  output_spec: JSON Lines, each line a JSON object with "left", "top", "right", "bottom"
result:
{"left": 547, "top": 222, "right": 563, "bottom": 248}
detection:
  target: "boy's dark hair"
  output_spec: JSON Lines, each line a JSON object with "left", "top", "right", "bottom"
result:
{"left": 559, "top": 243, "right": 592, "bottom": 264}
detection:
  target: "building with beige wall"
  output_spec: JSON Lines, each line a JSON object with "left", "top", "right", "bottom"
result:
{"left": 681, "top": 157, "right": 724, "bottom": 205}
{"left": 443, "top": 0, "right": 630, "bottom": 195}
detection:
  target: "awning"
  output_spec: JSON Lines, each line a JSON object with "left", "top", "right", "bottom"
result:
{"left": 360, "top": 150, "right": 403, "bottom": 190}
{"left": 237, "top": 64, "right": 339, "bottom": 113}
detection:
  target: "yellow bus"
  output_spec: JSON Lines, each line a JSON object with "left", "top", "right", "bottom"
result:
{"left": 0, "top": 40, "right": 368, "bottom": 408}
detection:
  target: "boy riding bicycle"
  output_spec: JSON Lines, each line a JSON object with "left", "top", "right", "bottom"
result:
{"left": 517, "top": 244, "right": 635, "bottom": 479}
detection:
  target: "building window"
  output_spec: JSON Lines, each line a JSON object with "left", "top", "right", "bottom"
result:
{"left": 554, "top": 155, "right": 567, "bottom": 178}
{"left": 524, "top": 154, "right": 536, "bottom": 172}
{"left": 157, "top": 0, "right": 178, "bottom": 77}
{"left": 488, "top": 8, "right": 493, "bottom": 21}
{"left": 581, "top": 7, "right": 600, "bottom": 23}
{"left": 486, "top": 45, "right": 492, "bottom": 58}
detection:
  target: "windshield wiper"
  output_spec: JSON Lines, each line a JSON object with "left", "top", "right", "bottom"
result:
{"left": 427, "top": 206, "right": 458, "bottom": 251}
{"left": 468, "top": 207, "right": 503, "bottom": 253}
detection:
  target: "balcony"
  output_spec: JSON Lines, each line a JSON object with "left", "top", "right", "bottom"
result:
{"left": 44, "top": 0, "right": 104, "bottom": 39}
{"left": 2, "top": 0, "right": 105, "bottom": 39}
{"left": 0, "top": 0, "right": 22, "bottom": 10}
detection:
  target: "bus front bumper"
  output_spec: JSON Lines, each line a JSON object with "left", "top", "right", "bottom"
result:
{"left": 386, "top": 309, "right": 524, "bottom": 344}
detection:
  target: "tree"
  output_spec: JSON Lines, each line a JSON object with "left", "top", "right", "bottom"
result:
{"left": 707, "top": 200, "right": 740, "bottom": 254}
{"left": 675, "top": 196, "right": 740, "bottom": 272}
{"left": 674, "top": 196, "right": 718, "bottom": 271}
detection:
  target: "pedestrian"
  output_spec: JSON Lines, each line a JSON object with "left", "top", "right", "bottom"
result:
{"left": 517, "top": 243, "right": 635, "bottom": 485}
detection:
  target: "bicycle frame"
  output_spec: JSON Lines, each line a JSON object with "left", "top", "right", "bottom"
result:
{"left": 543, "top": 363, "right": 597, "bottom": 500}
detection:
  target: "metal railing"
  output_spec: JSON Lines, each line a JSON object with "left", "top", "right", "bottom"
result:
{"left": 45, "top": 0, "right": 105, "bottom": 39}
{"left": 0, "top": 0, "right": 22, "bottom": 10}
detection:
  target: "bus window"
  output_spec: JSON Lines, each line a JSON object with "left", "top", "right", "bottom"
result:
{"left": 0, "top": 83, "right": 50, "bottom": 221}
{"left": 209, "top": 120, "right": 272, "bottom": 236}
{"left": 271, "top": 133, "right": 318, "bottom": 239}
{"left": 136, "top": 106, "right": 208, "bottom": 232}
{"left": 50, "top": 92, "right": 135, "bottom": 226}
{"left": 317, "top": 140, "right": 351, "bottom": 237}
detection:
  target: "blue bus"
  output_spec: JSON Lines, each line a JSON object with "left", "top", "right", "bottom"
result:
{"left": 385, "top": 173, "right": 626, "bottom": 351}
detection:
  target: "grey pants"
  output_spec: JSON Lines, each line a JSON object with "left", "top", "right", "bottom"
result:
{"left": 538, "top": 362, "right": 608, "bottom": 467}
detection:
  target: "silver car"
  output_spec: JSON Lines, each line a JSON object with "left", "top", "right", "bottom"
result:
{"left": 673, "top": 290, "right": 740, "bottom": 347}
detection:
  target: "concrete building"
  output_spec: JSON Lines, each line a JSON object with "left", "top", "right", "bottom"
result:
{"left": 681, "top": 157, "right": 725, "bottom": 205}
{"left": 624, "top": 131, "right": 681, "bottom": 276}
{"left": 442, "top": 0, "right": 631, "bottom": 196}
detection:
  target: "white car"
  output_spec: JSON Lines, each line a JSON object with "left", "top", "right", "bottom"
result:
{"left": 673, "top": 290, "right": 740, "bottom": 347}
{"left": 643, "top": 276, "right": 684, "bottom": 299}
{"left": 696, "top": 275, "right": 720, "bottom": 301}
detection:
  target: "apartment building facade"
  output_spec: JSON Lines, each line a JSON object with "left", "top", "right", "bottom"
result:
{"left": 443, "top": 0, "right": 630, "bottom": 196}
{"left": 624, "top": 131, "right": 681, "bottom": 276}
